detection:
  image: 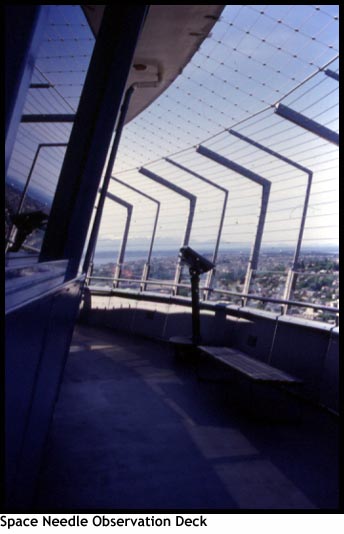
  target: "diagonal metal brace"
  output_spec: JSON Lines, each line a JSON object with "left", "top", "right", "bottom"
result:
{"left": 139, "top": 167, "right": 197, "bottom": 293}
{"left": 275, "top": 103, "right": 339, "bottom": 146}
{"left": 111, "top": 175, "right": 160, "bottom": 290}
{"left": 197, "top": 145, "right": 271, "bottom": 297}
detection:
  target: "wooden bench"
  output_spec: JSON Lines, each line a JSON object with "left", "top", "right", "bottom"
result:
{"left": 198, "top": 345, "right": 302, "bottom": 384}
{"left": 198, "top": 345, "right": 303, "bottom": 419}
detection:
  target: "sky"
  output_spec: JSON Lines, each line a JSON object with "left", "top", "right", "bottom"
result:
{"left": 6, "top": 5, "right": 339, "bottom": 262}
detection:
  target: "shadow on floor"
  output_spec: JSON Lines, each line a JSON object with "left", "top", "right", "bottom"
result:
{"left": 34, "top": 324, "right": 339, "bottom": 511}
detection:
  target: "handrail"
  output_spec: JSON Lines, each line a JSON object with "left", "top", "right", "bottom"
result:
{"left": 88, "top": 275, "right": 339, "bottom": 316}
{"left": 210, "top": 288, "right": 339, "bottom": 314}
{"left": 90, "top": 276, "right": 191, "bottom": 289}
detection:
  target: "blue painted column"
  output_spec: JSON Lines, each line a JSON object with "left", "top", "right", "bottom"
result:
{"left": 5, "top": 5, "right": 50, "bottom": 176}
{"left": 40, "top": 5, "right": 149, "bottom": 279}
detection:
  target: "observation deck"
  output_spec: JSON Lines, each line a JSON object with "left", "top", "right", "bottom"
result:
{"left": 5, "top": 5, "right": 339, "bottom": 512}
{"left": 34, "top": 323, "right": 338, "bottom": 510}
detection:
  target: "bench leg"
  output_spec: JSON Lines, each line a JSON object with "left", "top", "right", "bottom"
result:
{"left": 245, "top": 382, "right": 303, "bottom": 422}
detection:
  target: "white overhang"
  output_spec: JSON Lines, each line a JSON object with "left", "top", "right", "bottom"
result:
{"left": 82, "top": 5, "right": 225, "bottom": 123}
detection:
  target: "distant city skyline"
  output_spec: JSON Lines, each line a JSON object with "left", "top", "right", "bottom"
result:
{"left": 93, "top": 237, "right": 339, "bottom": 256}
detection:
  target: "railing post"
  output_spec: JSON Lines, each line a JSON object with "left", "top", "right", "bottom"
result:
{"left": 190, "top": 269, "right": 201, "bottom": 345}
{"left": 103, "top": 192, "right": 133, "bottom": 289}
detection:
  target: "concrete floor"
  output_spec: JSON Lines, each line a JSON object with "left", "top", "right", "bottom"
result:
{"left": 34, "top": 323, "right": 339, "bottom": 511}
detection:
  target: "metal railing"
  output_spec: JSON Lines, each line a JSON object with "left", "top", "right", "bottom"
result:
{"left": 87, "top": 273, "right": 339, "bottom": 323}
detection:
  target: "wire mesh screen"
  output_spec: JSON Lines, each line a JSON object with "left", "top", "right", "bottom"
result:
{"left": 5, "top": 5, "right": 338, "bottom": 323}
{"left": 108, "top": 5, "right": 338, "bottom": 322}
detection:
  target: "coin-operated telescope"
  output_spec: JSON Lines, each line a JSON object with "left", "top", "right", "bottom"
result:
{"left": 179, "top": 246, "right": 215, "bottom": 345}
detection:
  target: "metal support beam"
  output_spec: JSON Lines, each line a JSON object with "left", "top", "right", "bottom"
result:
{"left": 105, "top": 192, "right": 133, "bottom": 288}
{"left": 324, "top": 69, "right": 339, "bottom": 82}
{"left": 165, "top": 157, "right": 229, "bottom": 299}
{"left": 229, "top": 129, "right": 313, "bottom": 308}
{"left": 40, "top": 5, "right": 149, "bottom": 279}
{"left": 139, "top": 167, "right": 197, "bottom": 293}
{"left": 82, "top": 85, "right": 136, "bottom": 278}
{"left": 111, "top": 176, "right": 160, "bottom": 291}
{"left": 197, "top": 145, "right": 271, "bottom": 299}
{"left": 190, "top": 270, "right": 201, "bottom": 345}
{"left": 275, "top": 103, "right": 339, "bottom": 146}
{"left": 21, "top": 114, "right": 75, "bottom": 123}
{"left": 229, "top": 131, "right": 312, "bottom": 267}
{"left": 29, "top": 83, "right": 53, "bottom": 89}
{"left": 83, "top": 75, "right": 161, "bottom": 281}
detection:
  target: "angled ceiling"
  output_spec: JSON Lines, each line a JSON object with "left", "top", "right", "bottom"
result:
{"left": 82, "top": 5, "right": 225, "bottom": 123}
